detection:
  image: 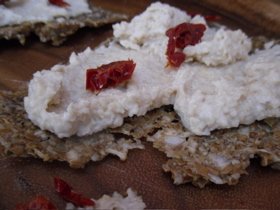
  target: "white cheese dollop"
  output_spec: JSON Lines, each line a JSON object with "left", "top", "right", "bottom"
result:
{"left": 174, "top": 45, "right": 280, "bottom": 135}
{"left": 184, "top": 28, "right": 252, "bottom": 66}
{"left": 24, "top": 43, "right": 176, "bottom": 137}
{"left": 113, "top": 2, "right": 191, "bottom": 50}
{"left": 24, "top": 2, "right": 280, "bottom": 137}
{"left": 0, "top": 0, "right": 91, "bottom": 27}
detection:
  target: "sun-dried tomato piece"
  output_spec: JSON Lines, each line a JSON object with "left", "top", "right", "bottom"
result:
{"left": 54, "top": 177, "right": 95, "bottom": 207}
{"left": 86, "top": 60, "right": 136, "bottom": 92}
{"left": 166, "top": 23, "right": 206, "bottom": 48}
{"left": 189, "top": 12, "right": 221, "bottom": 22}
{"left": 166, "top": 37, "right": 176, "bottom": 56}
{"left": 166, "top": 23, "right": 206, "bottom": 67}
{"left": 49, "top": 0, "right": 70, "bottom": 7}
{"left": 167, "top": 52, "right": 186, "bottom": 68}
{"left": 204, "top": 15, "right": 221, "bottom": 21}
{"left": 14, "top": 196, "right": 57, "bottom": 210}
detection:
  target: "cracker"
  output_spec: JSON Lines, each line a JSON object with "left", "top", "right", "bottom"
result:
{"left": 0, "top": 1, "right": 127, "bottom": 46}
{"left": 0, "top": 36, "right": 279, "bottom": 187}
{"left": 0, "top": 88, "right": 143, "bottom": 168}
{"left": 1, "top": 87, "right": 279, "bottom": 187}
{"left": 111, "top": 107, "right": 280, "bottom": 187}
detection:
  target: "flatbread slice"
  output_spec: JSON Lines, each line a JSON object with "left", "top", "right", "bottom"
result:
{"left": 0, "top": 1, "right": 127, "bottom": 45}
{"left": 0, "top": 87, "right": 143, "bottom": 168}
{"left": 0, "top": 86, "right": 279, "bottom": 187}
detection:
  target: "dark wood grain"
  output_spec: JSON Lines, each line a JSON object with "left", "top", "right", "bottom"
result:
{"left": 0, "top": 1, "right": 279, "bottom": 210}
{"left": 195, "top": 0, "right": 280, "bottom": 37}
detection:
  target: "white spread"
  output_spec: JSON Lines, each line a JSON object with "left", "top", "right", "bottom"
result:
{"left": 0, "top": 0, "right": 91, "bottom": 27}
{"left": 25, "top": 43, "right": 176, "bottom": 137}
{"left": 174, "top": 45, "right": 280, "bottom": 135}
{"left": 24, "top": 2, "right": 280, "bottom": 137}
{"left": 113, "top": 2, "right": 191, "bottom": 50}
{"left": 184, "top": 28, "right": 252, "bottom": 66}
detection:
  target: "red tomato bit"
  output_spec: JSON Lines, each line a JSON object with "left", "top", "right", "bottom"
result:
{"left": 54, "top": 177, "right": 95, "bottom": 207}
{"left": 86, "top": 60, "right": 136, "bottom": 92}
{"left": 14, "top": 196, "right": 57, "bottom": 210}
{"left": 204, "top": 15, "right": 221, "bottom": 21}
{"left": 165, "top": 23, "right": 206, "bottom": 67}
{"left": 188, "top": 12, "right": 221, "bottom": 21}
{"left": 49, "top": 0, "right": 70, "bottom": 7}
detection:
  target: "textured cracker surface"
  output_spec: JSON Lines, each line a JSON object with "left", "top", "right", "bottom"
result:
{"left": 0, "top": 88, "right": 279, "bottom": 187}
{"left": 0, "top": 2, "right": 127, "bottom": 46}
{"left": 0, "top": 89, "right": 143, "bottom": 168}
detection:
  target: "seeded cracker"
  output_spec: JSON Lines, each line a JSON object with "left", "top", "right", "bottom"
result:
{"left": 0, "top": 87, "right": 144, "bottom": 168}
{"left": 0, "top": 84, "right": 279, "bottom": 187}
{"left": 110, "top": 107, "right": 280, "bottom": 188}
{"left": 0, "top": 1, "right": 127, "bottom": 46}
{"left": 0, "top": 30, "right": 279, "bottom": 187}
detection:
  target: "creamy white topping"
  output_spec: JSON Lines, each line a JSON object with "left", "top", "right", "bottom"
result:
{"left": 113, "top": 2, "right": 191, "bottom": 50}
{"left": 184, "top": 28, "right": 252, "bottom": 66}
{"left": 24, "top": 2, "right": 280, "bottom": 137}
{"left": 174, "top": 45, "right": 280, "bottom": 135}
{"left": 24, "top": 43, "right": 176, "bottom": 137}
{"left": 0, "top": 0, "right": 91, "bottom": 27}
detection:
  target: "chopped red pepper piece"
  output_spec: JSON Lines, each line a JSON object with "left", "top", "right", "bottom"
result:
{"left": 54, "top": 177, "right": 95, "bottom": 207}
{"left": 48, "top": 0, "right": 70, "bottom": 7}
{"left": 86, "top": 60, "right": 136, "bottom": 92}
{"left": 14, "top": 196, "right": 57, "bottom": 210}
{"left": 166, "top": 23, "right": 206, "bottom": 67}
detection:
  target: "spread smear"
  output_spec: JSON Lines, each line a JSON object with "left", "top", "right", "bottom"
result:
{"left": 0, "top": 0, "right": 91, "bottom": 26}
{"left": 24, "top": 2, "right": 280, "bottom": 137}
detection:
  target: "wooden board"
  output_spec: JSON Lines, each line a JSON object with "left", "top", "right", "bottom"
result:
{"left": 0, "top": 0, "right": 279, "bottom": 209}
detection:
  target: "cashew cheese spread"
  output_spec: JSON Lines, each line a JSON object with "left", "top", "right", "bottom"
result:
{"left": 0, "top": 0, "right": 91, "bottom": 27}
{"left": 24, "top": 2, "right": 280, "bottom": 137}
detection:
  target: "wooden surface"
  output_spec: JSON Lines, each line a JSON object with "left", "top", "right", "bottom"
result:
{"left": 196, "top": 0, "right": 280, "bottom": 37}
{"left": 0, "top": 0, "right": 280, "bottom": 210}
